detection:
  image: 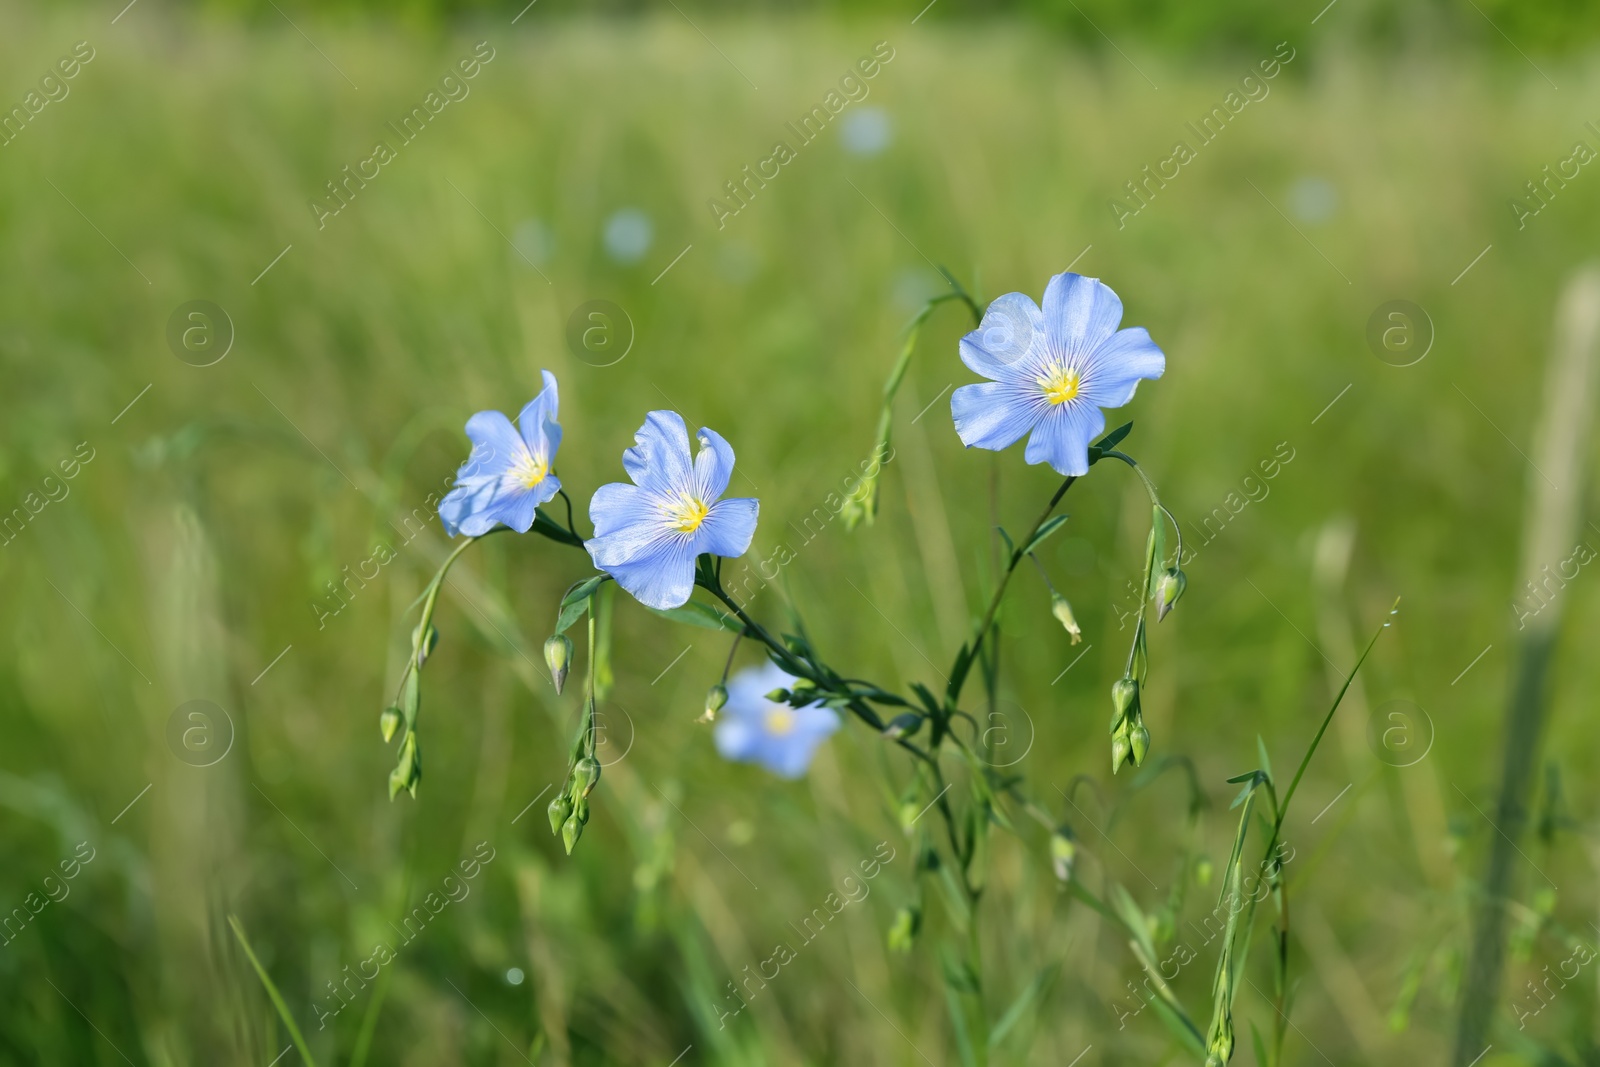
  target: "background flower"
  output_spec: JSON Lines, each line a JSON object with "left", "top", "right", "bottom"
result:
{"left": 439, "top": 370, "right": 563, "bottom": 536}
{"left": 951, "top": 272, "right": 1165, "bottom": 476}
{"left": 714, "top": 662, "right": 841, "bottom": 778}
{"left": 586, "top": 411, "right": 758, "bottom": 609}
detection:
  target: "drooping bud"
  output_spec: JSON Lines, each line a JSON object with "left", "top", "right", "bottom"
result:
{"left": 573, "top": 756, "right": 602, "bottom": 798}
{"left": 882, "top": 712, "right": 924, "bottom": 740}
{"left": 1129, "top": 721, "right": 1151, "bottom": 766}
{"left": 1050, "top": 592, "right": 1083, "bottom": 645}
{"left": 548, "top": 794, "right": 573, "bottom": 835}
{"left": 1111, "top": 730, "right": 1131, "bottom": 774}
{"left": 886, "top": 905, "right": 920, "bottom": 952}
{"left": 561, "top": 812, "right": 583, "bottom": 854}
{"left": 1110, "top": 677, "right": 1140, "bottom": 731}
{"left": 1155, "top": 567, "right": 1187, "bottom": 622}
{"left": 414, "top": 623, "right": 440, "bottom": 668}
{"left": 700, "top": 683, "right": 728, "bottom": 723}
{"left": 1049, "top": 827, "right": 1077, "bottom": 882}
{"left": 379, "top": 705, "right": 402, "bottom": 743}
{"left": 544, "top": 634, "right": 573, "bottom": 694}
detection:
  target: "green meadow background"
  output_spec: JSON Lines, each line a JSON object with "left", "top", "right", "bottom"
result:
{"left": 2, "top": 1, "right": 1600, "bottom": 1064}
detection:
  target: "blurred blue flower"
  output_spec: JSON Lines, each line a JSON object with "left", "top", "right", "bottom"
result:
{"left": 714, "top": 662, "right": 840, "bottom": 778}
{"left": 603, "top": 208, "right": 653, "bottom": 264}
{"left": 511, "top": 217, "right": 554, "bottom": 266}
{"left": 841, "top": 107, "right": 893, "bottom": 156}
{"left": 586, "top": 411, "right": 758, "bottom": 609}
{"left": 439, "top": 370, "right": 563, "bottom": 536}
{"left": 1288, "top": 176, "right": 1338, "bottom": 224}
{"left": 951, "top": 272, "right": 1164, "bottom": 476}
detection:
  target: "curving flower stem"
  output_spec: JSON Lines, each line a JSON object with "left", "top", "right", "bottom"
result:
{"left": 391, "top": 530, "right": 496, "bottom": 703}
{"left": 946, "top": 475, "right": 1076, "bottom": 708}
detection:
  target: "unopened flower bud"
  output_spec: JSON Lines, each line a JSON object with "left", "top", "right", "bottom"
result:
{"left": 574, "top": 756, "right": 601, "bottom": 798}
{"left": 561, "top": 812, "right": 583, "bottom": 854}
{"left": 1111, "top": 731, "right": 1131, "bottom": 774}
{"left": 700, "top": 683, "right": 728, "bottom": 723}
{"left": 1049, "top": 828, "right": 1077, "bottom": 882}
{"left": 414, "top": 623, "right": 440, "bottom": 668}
{"left": 1155, "top": 567, "right": 1187, "bottom": 622}
{"left": 882, "top": 712, "right": 923, "bottom": 740}
{"left": 765, "top": 688, "right": 791, "bottom": 704}
{"left": 1194, "top": 855, "right": 1214, "bottom": 888}
{"left": 886, "top": 905, "right": 920, "bottom": 952}
{"left": 1129, "top": 722, "right": 1150, "bottom": 766}
{"left": 544, "top": 634, "right": 573, "bottom": 694}
{"left": 898, "top": 799, "right": 922, "bottom": 835}
{"left": 1050, "top": 592, "right": 1083, "bottom": 645}
{"left": 1111, "top": 678, "right": 1139, "bottom": 731}
{"left": 548, "top": 794, "right": 573, "bottom": 835}
{"left": 379, "top": 706, "right": 402, "bottom": 743}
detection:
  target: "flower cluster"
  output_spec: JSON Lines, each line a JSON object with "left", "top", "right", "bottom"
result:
{"left": 390, "top": 269, "right": 1178, "bottom": 822}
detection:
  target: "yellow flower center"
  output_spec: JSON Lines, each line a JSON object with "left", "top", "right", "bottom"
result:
{"left": 1037, "top": 364, "right": 1082, "bottom": 405}
{"left": 765, "top": 707, "right": 796, "bottom": 735}
{"left": 665, "top": 493, "right": 709, "bottom": 533}
{"left": 514, "top": 452, "right": 549, "bottom": 490}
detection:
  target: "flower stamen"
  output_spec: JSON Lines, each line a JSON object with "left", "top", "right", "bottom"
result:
{"left": 765, "top": 707, "right": 796, "bottom": 735}
{"left": 1037, "top": 363, "right": 1082, "bottom": 405}
{"left": 665, "top": 493, "right": 709, "bottom": 533}
{"left": 514, "top": 452, "right": 549, "bottom": 490}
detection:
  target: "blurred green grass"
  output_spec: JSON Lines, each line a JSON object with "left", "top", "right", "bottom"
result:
{"left": 2, "top": 6, "right": 1600, "bottom": 1065}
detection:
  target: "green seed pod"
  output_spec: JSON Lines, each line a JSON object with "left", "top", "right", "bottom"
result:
{"left": 1155, "top": 567, "right": 1187, "bottom": 622}
{"left": 379, "top": 706, "right": 402, "bottom": 743}
{"left": 1050, "top": 592, "right": 1083, "bottom": 645}
{"left": 1111, "top": 677, "right": 1139, "bottom": 731}
{"left": 1049, "top": 827, "right": 1077, "bottom": 883}
{"left": 544, "top": 634, "right": 574, "bottom": 694}
{"left": 764, "top": 688, "right": 791, "bottom": 704}
{"left": 548, "top": 794, "right": 573, "bottom": 835}
{"left": 1129, "top": 722, "right": 1151, "bottom": 766}
{"left": 414, "top": 623, "right": 440, "bottom": 668}
{"left": 574, "top": 756, "right": 602, "bottom": 798}
{"left": 882, "top": 712, "right": 924, "bottom": 740}
{"left": 561, "top": 812, "right": 583, "bottom": 854}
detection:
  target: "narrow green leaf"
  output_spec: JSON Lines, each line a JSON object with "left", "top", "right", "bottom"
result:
{"left": 1020, "top": 514, "right": 1070, "bottom": 557}
{"left": 1088, "top": 421, "right": 1133, "bottom": 460}
{"left": 1251, "top": 1020, "right": 1270, "bottom": 1067}
{"left": 988, "top": 962, "right": 1061, "bottom": 1050}
{"left": 645, "top": 600, "right": 742, "bottom": 632}
{"left": 555, "top": 575, "right": 607, "bottom": 634}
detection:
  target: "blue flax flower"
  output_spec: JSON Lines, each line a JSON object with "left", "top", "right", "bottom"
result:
{"left": 439, "top": 370, "right": 563, "bottom": 536}
{"left": 714, "top": 662, "right": 841, "bottom": 778}
{"left": 586, "top": 411, "right": 758, "bottom": 610}
{"left": 951, "top": 272, "right": 1165, "bottom": 476}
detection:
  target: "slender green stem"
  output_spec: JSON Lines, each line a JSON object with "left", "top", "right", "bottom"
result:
{"left": 228, "top": 915, "right": 318, "bottom": 1067}
{"left": 952, "top": 476, "right": 1076, "bottom": 705}
{"left": 392, "top": 532, "right": 488, "bottom": 702}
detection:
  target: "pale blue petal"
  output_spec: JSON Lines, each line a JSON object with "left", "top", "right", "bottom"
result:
{"left": 726, "top": 662, "right": 798, "bottom": 711}
{"left": 1024, "top": 400, "right": 1105, "bottom": 476}
{"left": 462, "top": 410, "right": 525, "bottom": 479}
{"left": 693, "top": 497, "right": 758, "bottom": 558}
{"left": 622, "top": 411, "right": 694, "bottom": 492}
{"left": 517, "top": 369, "right": 562, "bottom": 460}
{"left": 1041, "top": 273, "right": 1123, "bottom": 357}
{"left": 714, "top": 717, "right": 763, "bottom": 761}
{"left": 482, "top": 473, "right": 561, "bottom": 534}
{"left": 587, "top": 483, "right": 673, "bottom": 564}
{"left": 1080, "top": 326, "right": 1166, "bottom": 408}
{"left": 959, "top": 292, "right": 1044, "bottom": 380}
{"left": 692, "top": 427, "right": 736, "bottom": 500}
{"left": 597, "top": 540, "right": 698, "bottom": 610}
{"left": 952, "top": 381, "right": 1039, "bottom": 451}
{"left": 440, "top": 481, "right": 498, "bottom": 536}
